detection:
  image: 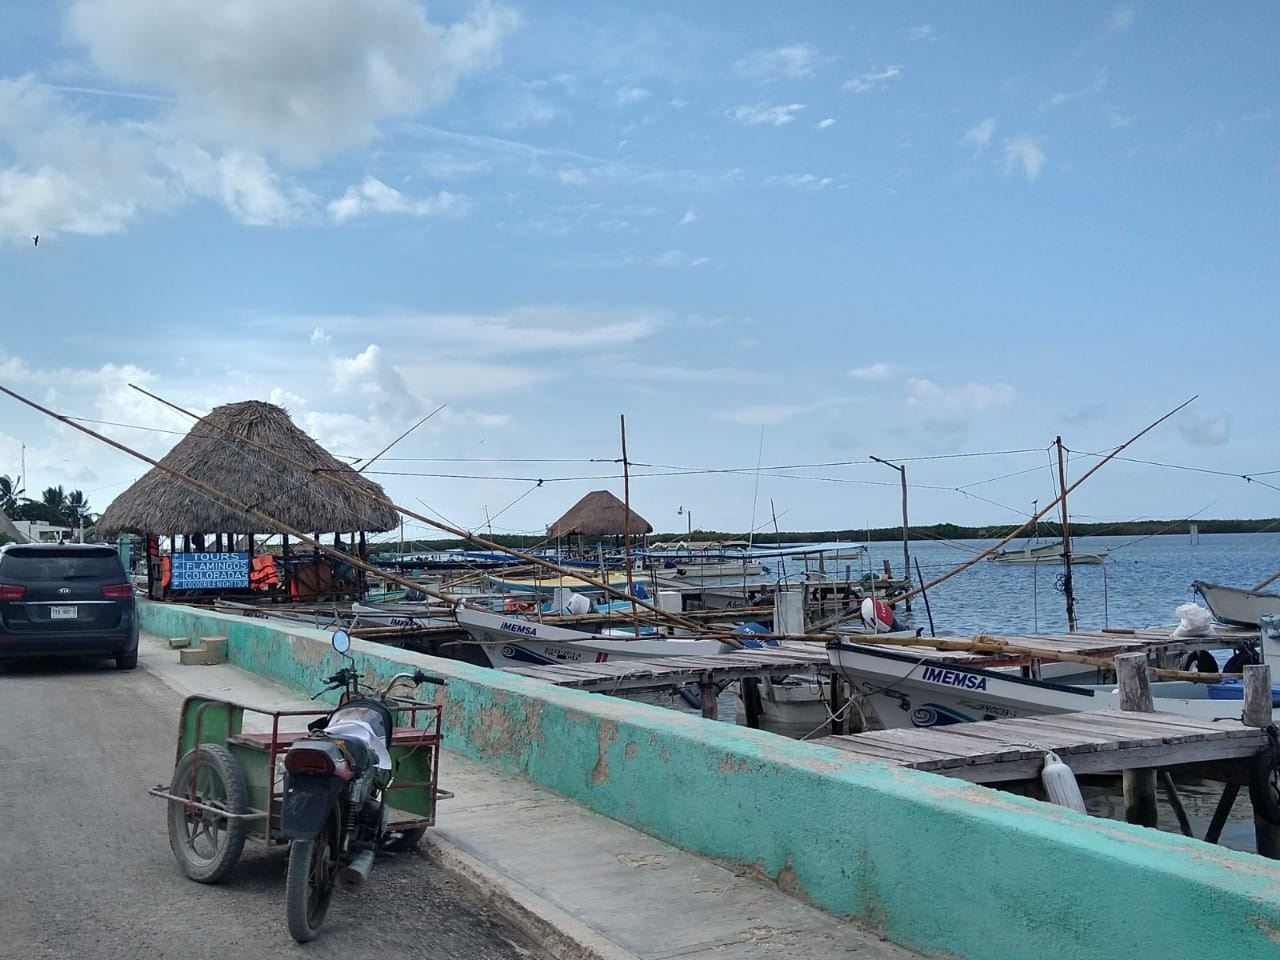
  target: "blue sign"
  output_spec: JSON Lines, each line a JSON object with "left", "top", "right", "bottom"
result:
{"left": 170, "top": 552, "right": 250, "bottom": 590}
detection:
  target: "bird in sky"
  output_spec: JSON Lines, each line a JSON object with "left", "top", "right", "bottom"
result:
{"left": 32, "top": 235, "right": 38, "bottom": 247}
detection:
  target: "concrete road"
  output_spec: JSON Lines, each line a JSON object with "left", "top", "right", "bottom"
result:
{"left": 0, "top": 657, "right": 541, "bottom": 960}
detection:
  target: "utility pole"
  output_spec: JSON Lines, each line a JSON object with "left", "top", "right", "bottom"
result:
{"left": 869, "top": 455, "right": 911, "bottom": 612}
{"left": 1055, "top": 436, "right": 1077, "bottom": 631}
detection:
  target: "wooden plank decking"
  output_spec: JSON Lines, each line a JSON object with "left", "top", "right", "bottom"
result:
{"left": 813, "top": 710, "right": 1269, "bottom": 783}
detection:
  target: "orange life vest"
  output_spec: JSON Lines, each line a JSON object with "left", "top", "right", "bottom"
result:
{"left": 249, "top": 554, "right": 279, "bottom": 589}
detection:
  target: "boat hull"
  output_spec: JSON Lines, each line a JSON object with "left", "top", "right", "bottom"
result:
{"left": 826, "top": 641, "right": 1249, "bottom": 730}
{"left": 454, "top": 606, "right": 732, "bottom": 669}
{"left": 1193, "top": 580, "right": 1280, "bottom": 628}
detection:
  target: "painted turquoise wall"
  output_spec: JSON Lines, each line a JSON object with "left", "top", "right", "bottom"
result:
{"left": 143, "top": 602, "right": 1280, "bottom": 960}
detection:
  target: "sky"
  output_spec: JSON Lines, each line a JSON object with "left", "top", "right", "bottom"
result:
{"left": 0, "top": 1, "right": 1277, "bottom": 544}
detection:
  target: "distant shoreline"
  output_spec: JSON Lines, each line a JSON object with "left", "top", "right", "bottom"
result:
{"left": 378, "top": 518, "right": 1280, "bottom": 553}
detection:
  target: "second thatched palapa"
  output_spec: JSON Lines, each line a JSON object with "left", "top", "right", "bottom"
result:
{"left": 546, "top": 490, "right": 652, "bottom": 539}
{"left": 96, "top": 400, "right": 400, "bottom": 536}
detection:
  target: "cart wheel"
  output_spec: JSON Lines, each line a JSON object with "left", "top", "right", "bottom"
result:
{"left": 381, "top": 826, "right": 426, "bottom": 853}
{"left": 166, "top": 743, "right": 249, "bottom": 883}
{"left": 285, "top": 822, "right": 339, "bottom": 943}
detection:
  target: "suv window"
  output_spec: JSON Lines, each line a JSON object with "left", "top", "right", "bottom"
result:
{"left": 0, "top": 548, "right": 124, "bottom": 581}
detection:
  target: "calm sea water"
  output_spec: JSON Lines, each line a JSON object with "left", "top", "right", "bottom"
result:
{"left": 655, "top": 531, "right": 1280, "bottom": 852}
{"left": 784, "top": 530, "right": 1280, "bottom": 635}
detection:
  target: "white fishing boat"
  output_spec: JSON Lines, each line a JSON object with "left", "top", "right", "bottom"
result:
{"left": 1192, "top": 580, "right": 1280, "bottom": 628}
{"left": 645, "top": 540, "right": 765, "bottom": 579}
{"left": 825, "top": 640, "right": 1276, "bottom": 731}
{"left": 453, "top": 605, "right": 736, "bottom": 669}
{"left": 990, "top": 540, "right": 1109, "bottom": 565}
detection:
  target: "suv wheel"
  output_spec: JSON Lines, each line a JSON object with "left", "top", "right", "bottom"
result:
{"left": 116, "top": 651, "right": 138, "bottom": 670}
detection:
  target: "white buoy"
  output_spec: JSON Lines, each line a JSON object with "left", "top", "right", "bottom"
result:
{"left": 1041, "top": 751, "right": 1087, "bottom": 813}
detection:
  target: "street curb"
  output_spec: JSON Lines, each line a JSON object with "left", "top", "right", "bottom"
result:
{"left": 424, "top": 832, "right": 641, "bottom": 960}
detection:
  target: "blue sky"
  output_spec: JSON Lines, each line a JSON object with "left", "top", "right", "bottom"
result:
{"left": 1, "top": 1, "right": 1277, "bottom": 542}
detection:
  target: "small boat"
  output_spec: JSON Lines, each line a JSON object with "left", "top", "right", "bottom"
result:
{"left": 453, "top": 605, "right": 737, "bottom": 669}
{"left": 990, "top": 540, "right": 1108, "bottom": 565}
{"left": 1192, "top": 580, "right": 1280, "bottom": 628}
{"left": 644, "top": 540, "right": 765, "bottom": 579}
{"left": 825, "top": 640, "right": 1273, "bottom": 731}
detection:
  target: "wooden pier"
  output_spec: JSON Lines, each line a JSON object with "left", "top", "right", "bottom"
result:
{"left": 503, "top": 643, "right": 831, "bottom": 721}
{"left": 813, "top": 710, "right": 1268, "bottom": 783}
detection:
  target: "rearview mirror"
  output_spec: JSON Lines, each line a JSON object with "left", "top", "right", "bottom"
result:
{"left": 331, "top": 629, "right": 352, "bottom": 655}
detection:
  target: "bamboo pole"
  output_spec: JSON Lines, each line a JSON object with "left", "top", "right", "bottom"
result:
{"left": 1251, "top": 569, "right": 1280, "bottom": 592}
{"left": 2, "top": 383, "right": 712, "bottom": 637}
{"left": 808, "top": 396, "right": 1198, "bottom": 633}
{"left": 120, "top": 385, "right": 717, "bottom": 636}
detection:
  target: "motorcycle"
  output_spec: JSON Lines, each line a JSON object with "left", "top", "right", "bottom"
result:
{"left": 280, "top": 628, "right": 445, "bottom": 942}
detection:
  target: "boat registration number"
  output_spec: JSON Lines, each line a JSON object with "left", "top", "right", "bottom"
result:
{"left": 50, "top": 605, "right": 78, "bottom": 620}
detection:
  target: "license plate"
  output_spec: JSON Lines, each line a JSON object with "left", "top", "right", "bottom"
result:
{"left": 50, "top": 605, "right": 78, "bottom": 620}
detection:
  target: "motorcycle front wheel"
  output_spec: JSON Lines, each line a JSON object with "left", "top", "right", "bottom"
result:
{"left": 285, "top": 826, "right": 339, "bottom": 943}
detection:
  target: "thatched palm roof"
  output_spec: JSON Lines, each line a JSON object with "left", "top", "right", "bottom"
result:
{"left": 0, "top": 510, "right": 28, "bottom": 543}
{"left": 546, "top": 490, "right": 651, "bottom": 538}
{"left": 96, "top": 401, "right": 400, "bottom": 536}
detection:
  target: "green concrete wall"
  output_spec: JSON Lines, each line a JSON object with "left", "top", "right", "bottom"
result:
{"left": 143, "top": 602, "right": 1280, "bottom": 960}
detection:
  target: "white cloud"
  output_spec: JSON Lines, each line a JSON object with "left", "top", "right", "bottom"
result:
{"left": 331, "top": 306, "right": 663, "bottom": 357}
{"left": 1180, "top": 413, "right": 1231, "bottom": 446}
{"left": 962, "top": 118, "right": 996, "bottom": 153}
{"left": 1045, "top": 69, "right": 1108, "bottom": 109}
{"left": 715, "top": 398, "right": 845, "bottom": 426}
{"left": 816, "top": 118, "right": 836, "bottom": 129}
{"left": 490, "top": 82, "right": 564, "bottom": 129}
{"left": 850, "top": 363, "right": 892, "bottom": 382}
{"left": 1109, "top": 3, "right": 1136, "bottom": 32}
{"left": 0, "top": 78, "right": 177, "bottom": 237}
{"left": 614, "top": 85, "right": 651, "bottom": 106}
{"left": 678, "top": 208, "right": 697, "bottom": 225}
{"left": 843, "top": 66, "right": 901, "bottom": 94}
{"left": 558, "top": 167, "right": 591, "bottom": 186}
{"left": 727, "top": 103, "right": 805, "bottom": 127}
{"left": 310, "top": 327, "right": 331, "bottom": 349}
{"left": 161, "top": 144, "right": 309, "bottom": 225}
{"left": 764, "top": 173, "right": 832, "bottom": 189}
{"left": 330, "top": 344, "right": 424, "bottom": 422}
{"left": 909, "top": 25, "right": 937, "bottom": 42}
{"left": 651, "top": 249, "right": 708, "bottom": 268}
{"left": 327, "top": 176, "right": 468, "bottom": 222}
{"left": 65, "top": 0, "right": 519, "bottom": 165}
{"left": 736, "top": 44, "right": 818, "bottom": 80}
{"left": 420, "top": 154, "right": 490, "bottom": 178}
{"left": 907, "top": 378, "right": 1015, "bottom": 414}
{"left": 670, "top": 97, "right": 688, "bottom": 109}
{"left": 1001, "top": 136, "right": 1046, "bottom": 180}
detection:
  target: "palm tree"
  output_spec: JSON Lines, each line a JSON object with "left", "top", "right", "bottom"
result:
{"left": 65, "top": 489, "right": 93, "bottom": 531}
{"left": 0, "top": 474, "right": 21, "bottom": 516}
{"left": 40, "top": 485, "right": 70, "bottom": 527}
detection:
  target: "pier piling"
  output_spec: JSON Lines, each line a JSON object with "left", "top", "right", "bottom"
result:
{"left": 1116, "top": 652, "right": 1159, "bottom": 827}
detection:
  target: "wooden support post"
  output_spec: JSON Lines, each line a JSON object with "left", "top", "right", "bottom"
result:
{"left": 1116, "top": 652, "right": 1159, "bottom": 827}
{"left": 699, "top": 675, "right": 719, "bottom": 720}
{"left": 1242, "top": 663, "right": 1280, "bottom": 858}
{"left": 741, "top": 677, "right": 763, "bottom": 729}
{"left": 1205, "top": 783, "right": 1241, "bottom": 845}
{"left": 829, "top": 672, "right": 848, "bottom": 735}
{"left": 1159, "top": 771, "right": 1194, "bottom": 837}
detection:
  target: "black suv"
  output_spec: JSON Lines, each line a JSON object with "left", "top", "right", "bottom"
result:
{"left": 0, "top": 542, "right": 139, "bottom": 669}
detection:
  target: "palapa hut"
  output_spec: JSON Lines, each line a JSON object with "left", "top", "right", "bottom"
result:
{"left": 97, "top": 400, "right": 399, "bottom": 601}
{"left": 546, "top": 490, "right": 651, "bottom": 549}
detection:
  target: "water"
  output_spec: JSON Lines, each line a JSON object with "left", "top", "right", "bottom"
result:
{"left": 776, "top": 531, "right": 1280, "bottom": 635}
{"left": 659, "top": 532, "right": 1280, "bottom": 852}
